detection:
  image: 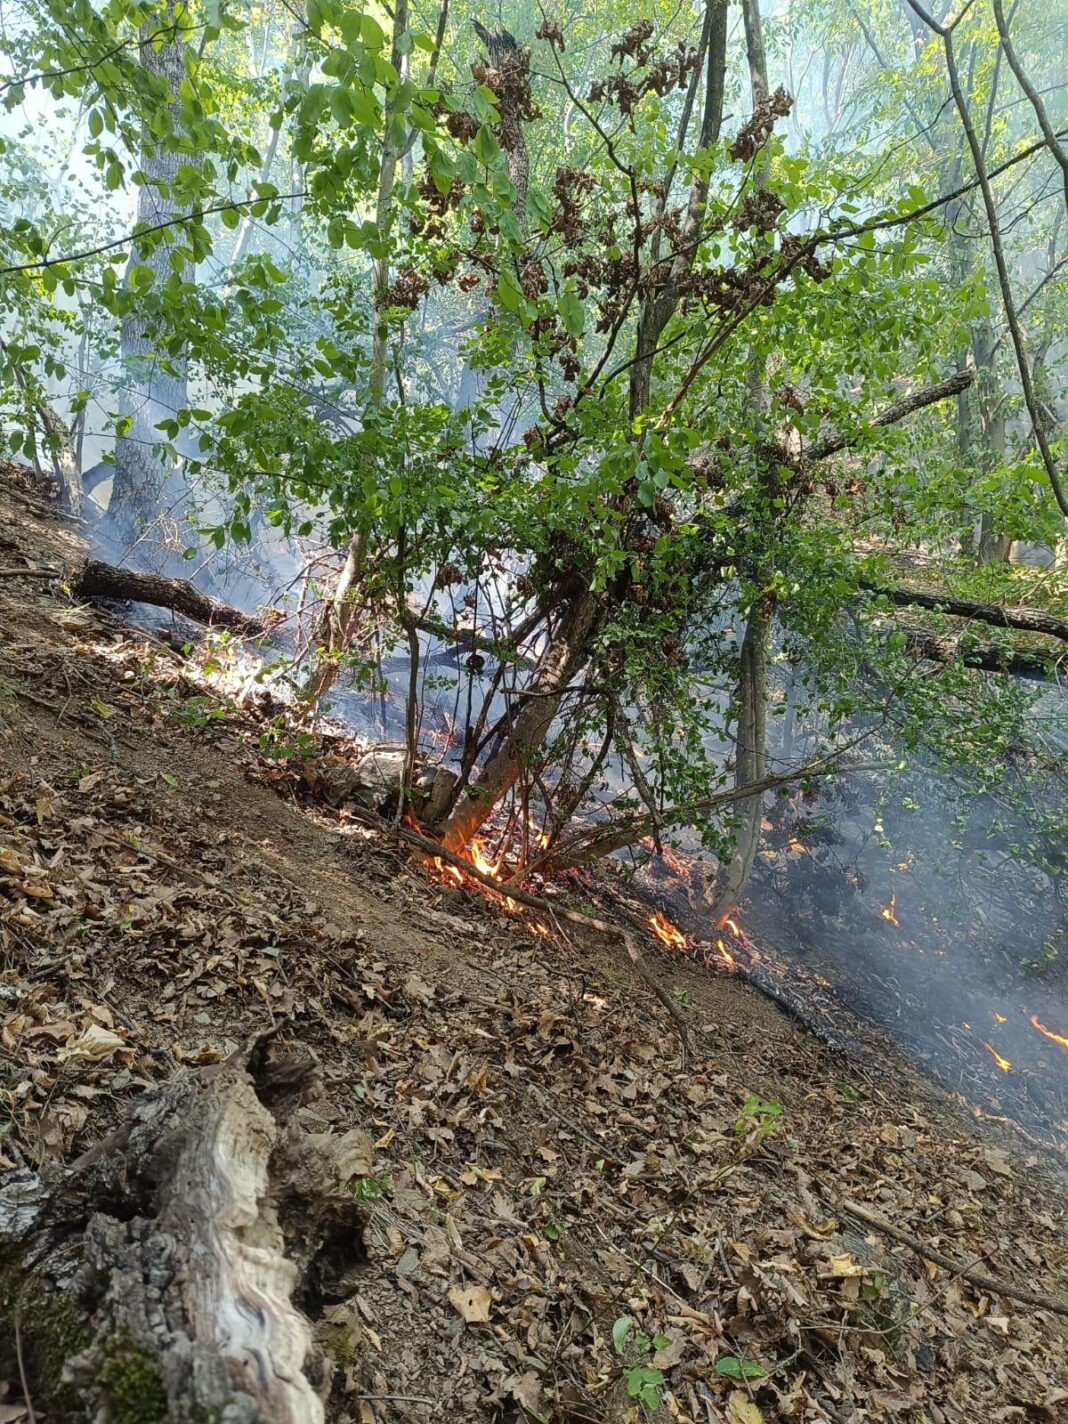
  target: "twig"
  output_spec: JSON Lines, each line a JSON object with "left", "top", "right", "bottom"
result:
{"left": 0, "top": 567, "right": 61, "bottom": 579}
{"left": 838, "top": 1198, "right": 1068, "bottom": 1316}
{"left": 14, "top": 1288, "right": 38, "bottom": 1424}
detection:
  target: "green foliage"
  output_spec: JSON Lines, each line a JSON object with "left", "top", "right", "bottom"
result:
{"left": 611, "top": 1316, "right": 670, "bottom": 1412}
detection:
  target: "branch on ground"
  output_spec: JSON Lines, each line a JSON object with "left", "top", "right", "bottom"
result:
{"left": 73, "top": 559, "right": 280, "bottom": 638}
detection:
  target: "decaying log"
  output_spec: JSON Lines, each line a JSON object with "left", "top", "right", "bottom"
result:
{"left": 865, "top": 581, "right": 1068, "bottom": 643}
{"left": 903, "top": 627, "right": 1060, "bottom": 679}
{"left": 73, "top": 559, "right": 278, "bottom": 638}
{"left": 0, "top": 1036, "right": 366, "bottom": 1423}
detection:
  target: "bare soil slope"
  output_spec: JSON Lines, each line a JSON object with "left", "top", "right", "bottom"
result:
{"left": 1, "top": 467, "right": 1066, "bottom": 1423}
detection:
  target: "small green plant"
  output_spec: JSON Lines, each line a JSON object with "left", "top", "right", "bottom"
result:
{"left": 350, "top": 1172, "right": 391, "bottom": 1203}
{"left": 258, "top": 721, "right": 317, "bottom": 761}
{"left": 170, "top": 694, "right": 227, "bottom": 729}
{"left": 735, "top": 1094, "right": 784, "bottom": 1151}
{"left": 612, "top": 1316, "right": 669, "bottom": 1413}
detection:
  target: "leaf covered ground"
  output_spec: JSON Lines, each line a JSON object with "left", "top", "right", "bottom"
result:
{"left": 1, "top": 470, "right": 1066, "bottom": 1423}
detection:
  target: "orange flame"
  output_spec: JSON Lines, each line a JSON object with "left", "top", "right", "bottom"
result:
{"left": 1030, "top": 1014, "right": 1068, "bottom": 1052}
{"left": 722, "top": 916, "right": 743, "bottom": 937}
{"left": 880, "top": 893, "right": 900, "bottom": 927}
{"left": 649, "top": 911, "right": 687, "bottom": 950}
{"left": 715, "top": 937, "right": 736, "bottom": 968}
{"left": 979, "top": 1040, "right": 1012, "bottom": 1073}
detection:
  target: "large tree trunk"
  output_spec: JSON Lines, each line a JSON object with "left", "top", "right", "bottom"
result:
{"left": 109, "top": 3, "right": 189, "bottom": 548}
{"left": 0, "top": 1038, "right": 365, "bottom": 1423}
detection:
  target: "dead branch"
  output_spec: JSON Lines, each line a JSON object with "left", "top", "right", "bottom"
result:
{"left": 73, "top": 559, "right": 277, "bottom": 637}
{"left": 807, "top": 370, "right": 974, "bottom": 462}
{"left": 902, "top": 628, "right": 1061, "bottom": 679}
{"left": 839, "top": 1198, "right": 1068, "bottom": 1317}
{"left": 864, "top": 583, "right": 1068, "bottom": 643}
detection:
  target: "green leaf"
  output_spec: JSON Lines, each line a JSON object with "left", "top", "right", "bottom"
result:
{"left": 715, "top": 1356, "right": 767, "bottom": 1382}
{"left": 496, "top": 267, "right": 524, "bottom": 313}
{"left": 612, "top": 1316, "right": 633, "bottom": 1355}
{"left": 473, "top": 124, "right": 501, "bottom": 167}
{"left": 559, "top": 286, "right": 585, "bottom": 338}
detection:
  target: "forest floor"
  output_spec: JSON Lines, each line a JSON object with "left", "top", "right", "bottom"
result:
{"left": 1, "top": 464, "right": 1066, "bottom": 1424}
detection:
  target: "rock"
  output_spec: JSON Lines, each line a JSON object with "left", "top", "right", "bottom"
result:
{"left": 319, "top": 748, "right": 436, "bottom": 813}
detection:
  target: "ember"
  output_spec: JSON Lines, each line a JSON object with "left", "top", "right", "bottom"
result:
{"left": 880, "top": 892, "right": 900, "bottom": 926}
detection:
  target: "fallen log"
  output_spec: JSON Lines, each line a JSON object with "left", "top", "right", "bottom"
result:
{"left": 903, "top": 627, "right": 1060, "bottom": 679}
{"left": 73, "top": 559, "right": 277, "bottom": 637}
{"left": 863, "top": 582, "right": 1068, "bottom": 643}
{"left": 0, "top": 1035, "right": 366, "bottom": 1423}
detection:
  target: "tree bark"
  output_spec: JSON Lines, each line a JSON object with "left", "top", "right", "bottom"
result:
{"left": 304, "top": 0, "right": 410, "bottom": 704}
{"left": 902, "top": 628, "right": 1059, "bottom": 679}
{"left": 0, "top": 1039, "right": 365, "bottom": 1423}
{"left": 710, "top": 0, "right": 772, "bottom": 926}
{"left": 74, "top": 559, "right": 275, "bottom": 636}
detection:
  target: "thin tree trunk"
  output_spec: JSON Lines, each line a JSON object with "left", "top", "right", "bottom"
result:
{"left": 109, "top": 2, "right": 189, "bottom": 546}
{"left": 437, "top": 589, "right": 602, "bottom": 849}
{"left": 711, "top": 0, "right": 772, "bottom": 925}
{"left": 304, "top": 0, "right": 409, "bottom": 704}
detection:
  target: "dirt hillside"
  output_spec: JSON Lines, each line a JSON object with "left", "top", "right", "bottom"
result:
{"left": 1, "top": 466, "right": 1066, "bottom": 1423}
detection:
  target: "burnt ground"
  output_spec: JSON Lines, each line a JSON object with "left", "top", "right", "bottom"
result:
{"left": 1, "top": 464, "right": 1066, "bottom": 1424}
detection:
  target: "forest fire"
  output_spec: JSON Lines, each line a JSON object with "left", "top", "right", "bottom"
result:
{"left": 880, "top": 893, "right": 900, "bottom": 926}
{"left": 430, "top": 837, "right": 517, "bottom": 911}
{"left": 1030, "top": 1014, "right": 1068, "bottom": 1052}
{"left": 649, "top": 910, "right": 687, "bottom": 950}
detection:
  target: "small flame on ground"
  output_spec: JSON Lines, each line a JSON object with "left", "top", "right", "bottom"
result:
{"left": 715, "top": 937, "right": 736, "bottom": 968}
{"left": 979, "top": 1040, "right": 1012, "bottom": 1073}
{"left": 992, "top": 1012, "right": 1007, "bottom": 1024}
{"left": 880, "top": 892, "right": 900, "bottom": 927}
{"left": 529, "top": 920, "right": 551, "bottom": 938}
{"left": 649, "top": 911, "right": 687, "bottom": 950}
{"left": 1030, "top": 1013, "right": 1068, "bottom": 1052}
{"left": 722, "top": 916, "right": 743, "bottom": 937}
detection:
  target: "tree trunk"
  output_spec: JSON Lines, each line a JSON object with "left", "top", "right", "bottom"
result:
{"left": 109, "top": 4, "right": 189, "bottom": 547}
{"left": 711, "top": 601, "right": 770, "bottom": 922}
{"left": 0, "top": 1039, "right": 365, "bottom": 1423}
{"left": 436, "top": 589, "right": 602, "bottom": 850}
{"left": 711, "top": 0, "right": 771, "bottom": 925}
{"left": 304, "top": 0, "right": 409, "bottom": 704}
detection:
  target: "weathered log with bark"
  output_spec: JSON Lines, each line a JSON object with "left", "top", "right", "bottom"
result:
{"left": 864, "top": 581, "right": 1068, "bottom": 643}
{"left": 0, "top": 1036, "right": 365, "bottom": 1422}
{"left": 74, "top": 559, "right": 278, "bottom": 638}
{"left": 902, "top": 627, "right": 1060, "bottom": 679}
